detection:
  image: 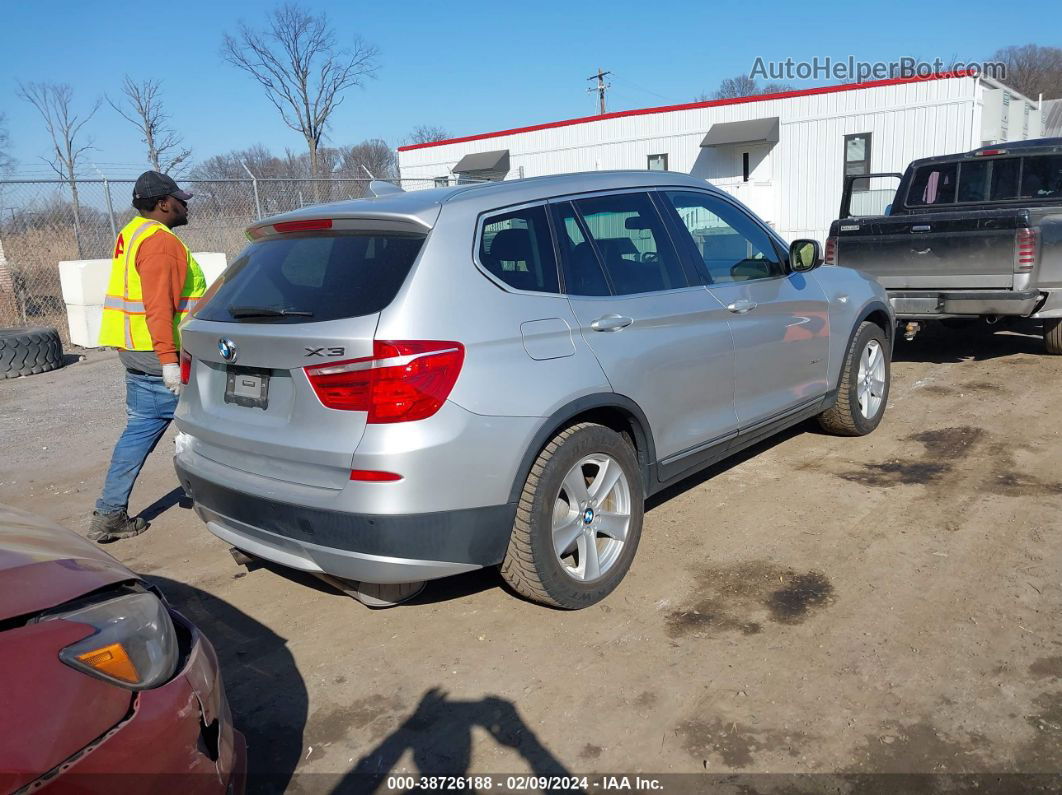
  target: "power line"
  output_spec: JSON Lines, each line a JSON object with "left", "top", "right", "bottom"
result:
{"left": 608, "top": 73, "right": 678, "bottom": 104}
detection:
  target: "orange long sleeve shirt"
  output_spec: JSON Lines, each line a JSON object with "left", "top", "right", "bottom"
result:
{"left": 134, "top": 231, "right": 189, "bottom": 366}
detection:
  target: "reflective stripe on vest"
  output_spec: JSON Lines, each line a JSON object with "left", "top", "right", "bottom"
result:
{"left": 97, "top": 217, "right": 207, "bottom": 351}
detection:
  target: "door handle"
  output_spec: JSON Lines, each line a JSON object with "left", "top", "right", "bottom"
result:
{"left": 913, "top": 247, "right": 932, "bottom": 255}
{"left": 726, "top": 299, "right": 757, "bottom": 314}
{"left": 590, "top": 314, "right": 634, "bottom": 332}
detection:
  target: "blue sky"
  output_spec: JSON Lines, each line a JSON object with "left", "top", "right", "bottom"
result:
{"left": 1, "top": 0, "right": 1058, "bottom": 177}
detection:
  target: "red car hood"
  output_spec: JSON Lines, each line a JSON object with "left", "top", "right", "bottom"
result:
{"left": 0, "top": 504, "right": 135, "bottom": 621}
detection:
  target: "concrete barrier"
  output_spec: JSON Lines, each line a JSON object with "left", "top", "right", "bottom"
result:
{"left": 60, "top": 252, "right": 227, "bottom": 348}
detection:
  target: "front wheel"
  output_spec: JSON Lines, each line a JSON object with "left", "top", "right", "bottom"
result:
{"left": 500, "top": 423, "right": 644, "bottom": 609}
{"left": 818, "top": 321, "right": 891, "bottom": 436}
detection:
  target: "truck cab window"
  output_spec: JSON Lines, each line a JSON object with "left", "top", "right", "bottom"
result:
{"left": 908, "top": 163, "right": 957, "bottom": 206}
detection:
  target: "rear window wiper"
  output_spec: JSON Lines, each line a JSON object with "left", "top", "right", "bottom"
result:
{"left": 228, "top": 305, "right": 315, "bottom": 319}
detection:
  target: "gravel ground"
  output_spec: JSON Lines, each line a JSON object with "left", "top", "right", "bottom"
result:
{"left": 1, "top": 324, "right": 1060, "bottom": 793}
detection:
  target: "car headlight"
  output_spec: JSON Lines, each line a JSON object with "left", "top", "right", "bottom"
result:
{"left": 50, "top": 591, "right": 179, "bottom": 691}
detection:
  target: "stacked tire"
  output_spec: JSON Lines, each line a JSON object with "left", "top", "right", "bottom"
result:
{"left": 0, "top": 327, "right": 64, "bottom": 379}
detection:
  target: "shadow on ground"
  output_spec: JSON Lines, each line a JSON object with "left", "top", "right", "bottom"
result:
{"left": 335, "top": 688, "right": 573, "bottom": 793}
{"left": 138, "top": 486, "right": 193, "bottom": 522}
{"left": 891, "top": 320, "right": 1046, "bottom": 364}
{"left": 148, "top": 576, "right": 308, "bottom": 795}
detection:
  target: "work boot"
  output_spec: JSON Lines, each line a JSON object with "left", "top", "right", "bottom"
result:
{"left": 88, "top": 510, "right": 148, "bottom": 543}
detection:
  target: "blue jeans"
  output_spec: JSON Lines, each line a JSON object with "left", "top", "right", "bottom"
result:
{"left": 96, "top": 372, "right": 178, "bottom": 515}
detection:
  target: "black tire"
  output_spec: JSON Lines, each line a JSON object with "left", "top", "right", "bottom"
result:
{"left": 817, "top": 321, "right": 890, "bottom": 436}
{"left": 500, "top": 423, "right": 644, "bottom": 609}
{"left": 0, "top": 327, "right": 63, "bottom": 379}
{"left": 1044, "top": 319, "right": 1062, "bottom": 355}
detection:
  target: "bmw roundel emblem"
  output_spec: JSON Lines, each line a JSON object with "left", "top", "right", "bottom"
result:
{"left": 218, "top": 338, "right": 238, "bottom": 363}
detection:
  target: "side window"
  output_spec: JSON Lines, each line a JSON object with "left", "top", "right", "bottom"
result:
{"left": 662, "top": 191, "right": 783, "bottom": 284}
{"left": 1020, "top": 154, "right": 1062, "bottom": 199}
{"left": 478, "top": 205, "right": 560, "bottom": 294}
{"left": 551, "top": 202, "right": 611, "bottom": 296}
{"left": 907, "top": 163, "right": 957, "bottom": 207}
{"left": 571, "top": 192, "right": 687, "bottom": 295}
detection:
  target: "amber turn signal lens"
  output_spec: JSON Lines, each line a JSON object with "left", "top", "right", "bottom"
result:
{"left": 76, "top": 642, "right": 140, "bottom": 684}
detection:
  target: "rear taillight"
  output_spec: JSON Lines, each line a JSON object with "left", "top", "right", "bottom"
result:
{"left": 304, "top": 340, "right": 465, "bottom": 423}
{"left": 824, "top": 236, "right": 838, "bottom": 265}
{"left": 1015, "top": 228, "right": 1038, "bottom": 273}
{"left": 179, "top": 351, "right": 191, "bottom": 385}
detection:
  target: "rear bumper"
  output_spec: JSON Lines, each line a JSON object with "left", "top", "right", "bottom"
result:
{"left": 888, "top": 289, "right": 1041, "bottom": 318}
{"left": 55, "top": 612, "right": 245, "bottom": 794}
{"left": 176, "top": 462, "right": 516, "bottom": 584}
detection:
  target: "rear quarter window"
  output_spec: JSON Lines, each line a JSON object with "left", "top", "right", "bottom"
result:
{"left": 477, "top": 205, "right": 560, "bottom": 294}
{"left": 194, "top": 232, "right": 425, "bottom": 323}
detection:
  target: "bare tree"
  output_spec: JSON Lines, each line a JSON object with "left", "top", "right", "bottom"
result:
{"left": 222, "top": 3, "right": 379, "bottom": 194}
{"left": 0, "top": 113, "right": 13, "bottom": 175}
{"left": 108, "top": 76, "right": 191, "bottom": 174}
{"left": 338, "top": 139, "right": 396, "bottom": 179}
{"left": 696, "top": 75, "right": 795, "bottom": 101}
{"left": 16, "top": 82, "right": 101, "bottom": 256}
{"left": 991, "top": 44, "right": 1062, "bottom": 100}
{"left": 408, "top": 125, "right": 451, "bottom": 145}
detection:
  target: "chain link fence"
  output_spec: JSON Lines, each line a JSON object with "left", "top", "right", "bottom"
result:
{"left": 0, "top": 176, "right": 458, "bottom": 344}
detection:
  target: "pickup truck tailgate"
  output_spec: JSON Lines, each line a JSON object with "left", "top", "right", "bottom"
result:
{"left": 840, "top": 210, "right": 1023, "bottom": 289}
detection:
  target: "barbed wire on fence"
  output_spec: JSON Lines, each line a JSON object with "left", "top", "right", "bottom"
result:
{"left": 0, "top": 176, "right": 465, "bottom": 344}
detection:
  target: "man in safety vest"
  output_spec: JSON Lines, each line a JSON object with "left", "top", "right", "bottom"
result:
{"left": 90, "top": 171, "right": 205, "bottom": 543}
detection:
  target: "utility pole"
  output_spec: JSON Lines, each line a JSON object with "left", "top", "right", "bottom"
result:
{"left": 587, "top": 67, "right": 612, "bottom": 115}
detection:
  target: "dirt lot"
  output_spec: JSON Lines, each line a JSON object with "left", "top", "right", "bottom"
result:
{"left": 2, "top": 323, "right": 1060, "bottom": 792}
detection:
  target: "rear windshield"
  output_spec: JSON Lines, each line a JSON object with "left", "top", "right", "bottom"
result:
{"left": 194, "top": 232, "right": 425, "bottom": 324}
{"left": 906, "top": 153, "right": 1062, "bottom": 208}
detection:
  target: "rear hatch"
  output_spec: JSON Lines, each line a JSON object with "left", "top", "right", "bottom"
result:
{"left": 176, "top": 222, "right": 427, "bottom": 490}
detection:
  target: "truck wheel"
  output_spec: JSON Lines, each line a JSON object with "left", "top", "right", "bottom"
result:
{"left": 818, "top": 321, "right": 890, "bottom": 436}
{"left": 501, "top": 423, "right": 643, "bottom": 609}
{"left": 0, "top": 327, "right": 64, "bottom": 379}
{"left": 1044, "top": 319, "right": 1062, "bottom": 355}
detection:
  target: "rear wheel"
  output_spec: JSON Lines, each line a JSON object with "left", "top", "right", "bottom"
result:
{"left": 501, "top": 423, "right": 644, "bottom": 609}
{"left": 818, "top": 321, "right": 890, "bottom": 436}
{"left": 1044, "top": 319, "right": 1062, "bottom": 355}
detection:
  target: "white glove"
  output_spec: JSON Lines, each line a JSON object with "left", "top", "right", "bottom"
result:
{"left": 162, "top": 363, "right": 182, "bottom": 395}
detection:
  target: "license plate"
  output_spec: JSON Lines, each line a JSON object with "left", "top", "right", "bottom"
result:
{"left": 224, "top": 366, "right": 270, "bottom": 409}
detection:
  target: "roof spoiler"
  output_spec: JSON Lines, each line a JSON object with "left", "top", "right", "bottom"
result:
{"left": 369, "top": 180, "right": 405, "bottom": 197}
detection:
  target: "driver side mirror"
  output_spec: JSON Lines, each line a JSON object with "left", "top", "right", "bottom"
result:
{"left": 789, "top": 239, "right": 822, "bottom": 273}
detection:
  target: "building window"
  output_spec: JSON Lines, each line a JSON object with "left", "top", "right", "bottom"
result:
{"left": 742, "top": 152, "right": 750, "bottom": 183}
{"left": 647, "top": 153, "right": 668, "bottom": 171}
{"left": 434, "top": 176, "right": 449, "bottom": 188}
{"left": 844, "top": 133, "right": 872, "bottom": 191}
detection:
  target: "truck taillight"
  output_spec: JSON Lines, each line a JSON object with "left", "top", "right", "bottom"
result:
{"left": 824, "top": 236, "right": 838, "bottom": 265}
{"left": 304, "top": 340, "right": 465, "bottom": 423}
{"left": 179, "top": 351, "right": 191, "bottom": 385}
{"left": 1015, "top": 228, "right": 1038, "bottom": 273}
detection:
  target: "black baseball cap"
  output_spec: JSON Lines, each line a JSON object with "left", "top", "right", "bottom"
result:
{"left": 133, "top": 171, "right": 193, "bottom": 201}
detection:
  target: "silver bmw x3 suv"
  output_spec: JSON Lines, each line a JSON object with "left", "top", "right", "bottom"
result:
{"left": 174, "top": 171, "right": 893, "bottom": 609}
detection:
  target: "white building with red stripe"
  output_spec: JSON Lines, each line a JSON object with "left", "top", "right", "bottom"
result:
{"left": 397, "top": 72, "right": 1042, "bottom": 244}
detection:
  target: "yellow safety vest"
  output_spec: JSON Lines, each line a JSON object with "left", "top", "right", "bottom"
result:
{"left": 98, "top": 217, "right": 207, "bottom": 351}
